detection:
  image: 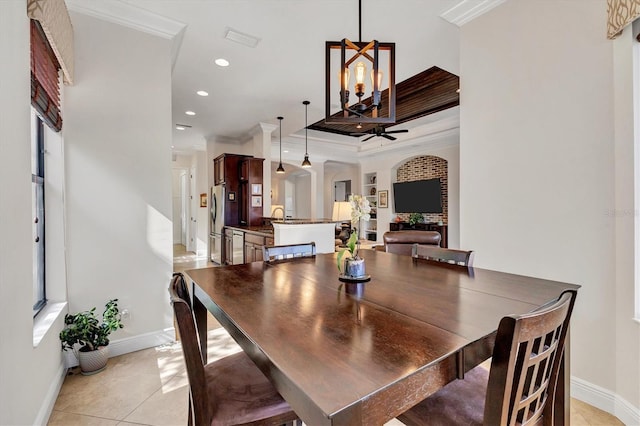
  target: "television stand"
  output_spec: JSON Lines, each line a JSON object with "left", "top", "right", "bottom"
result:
{"left": 389, "top": 222, "right": 448, "bottom": 248}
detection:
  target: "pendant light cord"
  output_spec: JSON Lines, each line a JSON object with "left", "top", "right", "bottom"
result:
{"left": 279, "top": 117, "right": 282, "bottom": 162}
{"left": 301, "top": 100, "right": 311, "bottom": 167}
{"left": 358, "top": 0, "right": 362, "bottom": 42}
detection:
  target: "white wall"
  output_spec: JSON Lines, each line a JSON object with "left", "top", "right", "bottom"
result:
{"left": 294, "top": 174, "right": 312, "bottom": 218}
{"left": 613, "top": 20, "right": 640, "bottom": 420}
{"left": 0, "top": 3, "right": 68, "bottom": 424}
{"left": 171, "top": 168, "right": 186, "bottom": 243}
{"left": 460, "top": 0, "right": 638, "bottom": 422}
{"left": 64, "top": 13, "right": 174, "bottom": 345}
{"left": 195, "top": 151, "right": 209, "bottom": 256}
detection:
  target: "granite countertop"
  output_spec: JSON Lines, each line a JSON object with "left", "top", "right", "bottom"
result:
{"left": 270, "top": 219, "right": 336, "bottom": 225}
{"left": 225, "top": 225, "right": 274, "bottom": 236}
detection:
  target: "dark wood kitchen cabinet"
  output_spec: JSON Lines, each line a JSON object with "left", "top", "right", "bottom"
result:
{"left": 213, "top": 153, "right": 245, "bottom": 186}
{"left": 239, "top": 157, "right": 264, "bottom": 227}
{"left": 223, "top": 228, "right": 233, "bottom": 265}
{"left": 213, "top": 153, "right": 264, "bottom": 227}
{"left": 214, "top": 153, "right": 251, "bottom": 227}
{"left": 243, "top": 232, "right": 274, "bottom": 263}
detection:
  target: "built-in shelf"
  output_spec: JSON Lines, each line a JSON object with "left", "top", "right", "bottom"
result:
{"left": 363, "top": 172, "right": 377, "bottom": 242}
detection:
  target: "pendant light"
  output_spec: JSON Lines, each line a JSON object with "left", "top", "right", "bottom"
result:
{"left": 301, "top": 100, "right": 311, "bottom": 168}
{"left": 325, "top": 0, "right": 395, "bottom": 125}
{"left": 276, "top": 116, "right": 285, "bottom": 174}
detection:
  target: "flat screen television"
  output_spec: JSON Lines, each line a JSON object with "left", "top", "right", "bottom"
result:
{"left": 393, "top": 178, "right": 443, "bottom": 213}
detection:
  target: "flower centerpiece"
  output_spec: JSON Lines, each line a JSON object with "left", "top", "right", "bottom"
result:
{"left": 337, "top": 195, "right": 371, "bottom": 278}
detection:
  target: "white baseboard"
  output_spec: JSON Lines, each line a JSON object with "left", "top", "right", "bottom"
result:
{"left": 108, "top": 328, "right": 176, "bottom": 357}
{"left": 35, "top": 363, "right": 67, "bottom": 425}
{"left": 63, "top": 328, "right": 176, "bottom": 368}
{"left": 572, "top": 376, "right": 640, "bottom": 425}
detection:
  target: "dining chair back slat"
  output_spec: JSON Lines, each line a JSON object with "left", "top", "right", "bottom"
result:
{"left": 169, "top": 273, "right": 211, "bottom": 425}
{"left": 398, "top": 289, "right": 577, "bottom": 426}
{"left": 263, "top": 242, "right": 316, "bottom": 263}
{"left": 412, "top": 243, "right": 475, "bottom": 266}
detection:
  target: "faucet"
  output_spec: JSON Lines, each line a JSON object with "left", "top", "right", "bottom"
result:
{"left": 271, "top": 206, "right": 285, "bottom": 219}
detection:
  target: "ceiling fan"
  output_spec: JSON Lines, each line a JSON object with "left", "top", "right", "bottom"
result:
{"left": 351, "top": 125, "right": 409, "bottom": 141}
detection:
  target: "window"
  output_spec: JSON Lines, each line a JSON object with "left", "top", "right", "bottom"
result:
{"left": 32, "top": 117, "right": 46, "bottom": 317}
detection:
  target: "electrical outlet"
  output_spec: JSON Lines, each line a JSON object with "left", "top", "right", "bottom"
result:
{"left": 120, "top": 309, "right": 131, "bottom": 322}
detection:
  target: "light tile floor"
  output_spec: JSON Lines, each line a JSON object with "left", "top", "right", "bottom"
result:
{"left": 48, "top": 245, "right": 624, "bottom": 426}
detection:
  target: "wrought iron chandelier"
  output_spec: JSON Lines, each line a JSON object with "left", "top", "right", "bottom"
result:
{"left": 325, "top": 0, "right": 396, "bottom": 125}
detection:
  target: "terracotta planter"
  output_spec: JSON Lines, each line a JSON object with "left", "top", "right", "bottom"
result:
{"left": 78, "top": 346, "right": 109, "bottom": 375}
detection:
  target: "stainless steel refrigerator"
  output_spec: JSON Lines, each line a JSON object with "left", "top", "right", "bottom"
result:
{"left": 209, "top": 186, "right": 224, "bottom": 264}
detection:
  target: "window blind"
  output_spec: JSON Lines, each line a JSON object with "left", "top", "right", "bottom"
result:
{"left": 30, "top": 20, "right": 62, "bottom": 132}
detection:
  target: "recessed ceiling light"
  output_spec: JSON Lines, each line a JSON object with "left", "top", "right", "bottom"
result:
{"left": 171, "top": 145, "right": 175, "bottom": 148}
{"left": 196, "top": 90, "right": 209, "bottom": 96}
{"left": 283, "top": 150, "right": 289, "bottom": 153}
{"left": 185, "top": 111, "right": 196, "bottom": 116}
{"left": 176, "top": 126, "right": 186, "bottom": 130}
{"left": 214, "top": 58, "right": 230, "bottom": 67}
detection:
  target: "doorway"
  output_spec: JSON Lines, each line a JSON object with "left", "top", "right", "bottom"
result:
{"left": 172, "top": 167, "right": 192, "bottom": 251}
{"left": 334, "top": 180, "right": 351, "bottom": 201}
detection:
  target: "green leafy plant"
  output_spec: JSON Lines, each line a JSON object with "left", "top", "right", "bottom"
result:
{"left": 408, "top": 213, "right": 424, "bottom": 226}
{"left": 59, "top": 299, "right": 123, "bottom": 354}
{"left": 337, "top": 230, "right": 359, "bottom": 272}
{"left": 336, "top": 195, "right": 371, "bottom": 272}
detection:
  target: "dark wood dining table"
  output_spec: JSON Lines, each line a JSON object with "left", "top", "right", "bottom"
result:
{"left": 185, "top": 249, "right": 580, "bottom": 426}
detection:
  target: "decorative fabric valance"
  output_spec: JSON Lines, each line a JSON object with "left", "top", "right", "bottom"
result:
{"left": 27, "top": 0, "right": 74, "bottom": 84}
{"left": 608, "top": 0, "right": 640, "bottom": 39}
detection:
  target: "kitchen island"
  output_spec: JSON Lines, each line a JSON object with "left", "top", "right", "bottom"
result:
{"left": 270, "top": 219, "right": 336, "bottom": 254}
{"left": 223, "top": 219, "right": 336, "bottom": 264}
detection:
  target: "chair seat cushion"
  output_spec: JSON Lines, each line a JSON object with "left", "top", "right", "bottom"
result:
{"left": 208, "top": 351, "right": 296, "bottom": 426}
{"left": 399, "top": 365, "right": 488, "bottom": 426}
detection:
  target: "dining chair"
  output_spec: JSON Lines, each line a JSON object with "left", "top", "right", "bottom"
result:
{"left": 411, "top": 243, "right": 475, "bottom": 266}
{"left": 262, "top": 242, "right": 316, "bottom": 262}
{"left": 382, "top": 231, "right": 442, "bottom": 255}
{"left": 398, "top": 289, "right": 577, "bottom": 426}
{"left": 169, "top": 273, "right": 301, "bottom": 426}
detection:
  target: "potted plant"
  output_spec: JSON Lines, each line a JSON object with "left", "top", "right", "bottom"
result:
{"left": 408, "top": 212, "right": 424, "bottom": 227}
{"left": 337, "top": 195, "right": 371, "bottom": 278}
{"left": 59, "top": 299, "right": 123, "bottom": 375}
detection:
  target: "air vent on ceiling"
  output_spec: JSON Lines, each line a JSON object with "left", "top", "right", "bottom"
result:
{"left": 224, "top": 28, "right": 261, "bottom": 48}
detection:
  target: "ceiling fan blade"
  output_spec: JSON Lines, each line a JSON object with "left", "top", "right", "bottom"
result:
{"left": 350, "top": 132, "right": 368, "bottom": 137}
{"left": 362, "top": 135, "right": 376, "bottom": 142}
{"left": 382, "top": 134, "right": 397, "bottom": 141}
{"left": 385, "top": 129, "right": 409, "bottom": 134}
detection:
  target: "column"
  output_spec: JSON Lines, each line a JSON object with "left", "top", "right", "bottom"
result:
{"left": 250, "top": 122, "right": 277, "bottom": 217}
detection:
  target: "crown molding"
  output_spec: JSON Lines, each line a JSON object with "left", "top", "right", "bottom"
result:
{"left": 66, "top": 0, "right": 186, "bottom": 69}
{"left": 249, "top": 122, "right": 278, "bottom": 136}
{"left": 440, "top": 0, "right": 508, "bottom": 26}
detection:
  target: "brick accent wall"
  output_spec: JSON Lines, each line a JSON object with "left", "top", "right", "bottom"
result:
{"left": 396, "top": 155, "right": 448, "bottom": 224}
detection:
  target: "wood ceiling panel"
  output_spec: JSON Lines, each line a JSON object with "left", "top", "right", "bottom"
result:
{"left": 308, "top": 66, "right": 459, "bottom": 137}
